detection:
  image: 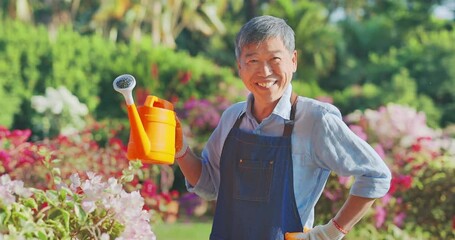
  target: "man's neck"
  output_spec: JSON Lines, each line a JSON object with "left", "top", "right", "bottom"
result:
{"left": 251, "top": 99, "right": 278, "bottom": 123}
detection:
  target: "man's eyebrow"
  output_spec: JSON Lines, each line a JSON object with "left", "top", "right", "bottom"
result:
{"left": 244, "top": 50, "right": 283, "bottom": 58}
{"left": 244, "top": 52, "right": 258, "bottom": 58}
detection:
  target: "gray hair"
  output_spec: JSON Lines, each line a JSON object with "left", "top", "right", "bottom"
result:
{"left": 235, "top": 15, "right": 295, "bottom": 60}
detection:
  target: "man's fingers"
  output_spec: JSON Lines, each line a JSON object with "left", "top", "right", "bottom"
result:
{"left": 285, "top": 232, "right": 307, "bottom": 240}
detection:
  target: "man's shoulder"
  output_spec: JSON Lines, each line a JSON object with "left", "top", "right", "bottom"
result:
{"left": 220, "top": 101, "right": 246, "bottom": 121}
{"left": 297, "top": 97, "right": 342, "bottom": 119}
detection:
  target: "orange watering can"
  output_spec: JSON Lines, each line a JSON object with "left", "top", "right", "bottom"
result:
{"left": 113, "top": 74, "right": 176, "bottom": 165}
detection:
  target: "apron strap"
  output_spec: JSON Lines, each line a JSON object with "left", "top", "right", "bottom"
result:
{"left": 283, "top": 92, "right": 298, "bottom": 137}
{"left": 233, "top": 92, "right": 299, "bottom": 136}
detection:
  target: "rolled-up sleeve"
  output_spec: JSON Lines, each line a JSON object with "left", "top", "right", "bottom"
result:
{"left": 313, "top": 110, "right": 392, "bottom": 199}
{"left": 185, "top": 140, "right": 220, "bottom": 200}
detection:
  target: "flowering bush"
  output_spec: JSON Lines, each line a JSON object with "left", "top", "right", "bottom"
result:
{"left": 31, "top": 86, "right": 89, "bottom": 139}
{"left": 317, "top": 103, "right": 455, "bottom": 239}
{"left": 0, "top": 122, "right": 185, "bottom": 226}
{"left": 0, "top": 157, "right": 156, "bottom": 239}
{"left": 175, "top": 96, "right": 231, "bottom": 153}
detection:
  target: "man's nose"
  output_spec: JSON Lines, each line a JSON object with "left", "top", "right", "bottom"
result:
{"left": 257, "top": 62, "right": 273, "bottom": 77}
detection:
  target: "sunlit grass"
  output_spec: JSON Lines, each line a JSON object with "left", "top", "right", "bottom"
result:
{"left": 153, "top": 222, "right": 212, "bottom": 240}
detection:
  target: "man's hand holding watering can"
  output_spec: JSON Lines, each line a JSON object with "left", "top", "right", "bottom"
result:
{"left": 174, "top": 117, "right": 189, "bottom": 160}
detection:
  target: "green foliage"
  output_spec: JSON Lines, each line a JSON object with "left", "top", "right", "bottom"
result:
{"left": 0, "top": 18, "right": 242, "bottom": 132}
{"left": 291, "top": 79, "right": 326, "bottom": 98}
{"left": 403, "top": 157, "right": 455, "bottom": 239}
{"left": 97, "top": 38, "right": 243, "bottom": 119}
{"left": 318, "top": 13, "right": 402, "bottom": 91}
{"left": 332, "top": 69, "right": 442, "bottom": 127}
{"left": 367, "top": 28, "right": 455, "bottom": 126}
{"left": 0, "top": 152, "right": 152, "bottom": 239}
{"left": 0, "top": 19, "right": 48, "bottom": 127}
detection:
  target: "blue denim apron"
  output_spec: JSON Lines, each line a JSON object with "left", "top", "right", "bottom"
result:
{"left": 210, "top": 94, "right": 302, "bottom": 240}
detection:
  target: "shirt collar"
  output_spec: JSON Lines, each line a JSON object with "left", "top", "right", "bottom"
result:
{"left": 244, "top": 84, "right": 294, "bottom": 121}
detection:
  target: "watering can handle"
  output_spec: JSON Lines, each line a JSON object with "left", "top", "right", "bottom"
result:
{"left": 144, "top": 96, "right": 174, "bottom": 111}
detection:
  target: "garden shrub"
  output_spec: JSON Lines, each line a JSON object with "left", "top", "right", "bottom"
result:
{"left": 0, "top": 159, "right": 156, "bottom": 239}
{"left": 332, "top": 69, "right": 441, "bottom": 128}
{"left": 30, "top": 86, "right": 89, "bottom": 139}
{"left": 315, "top": 104, "right": 455, "bottom": 239}
{"left": 0, "top": 20, "right": 49, "bottom": 128}
{"left": 0, "top": 19, "right": 243, "bottom": 135}
{"left": 0, "top": 121, "right": 183, "bottom": 226}
{"left": 367, "top": 29, "right": 455, "bottom": 126}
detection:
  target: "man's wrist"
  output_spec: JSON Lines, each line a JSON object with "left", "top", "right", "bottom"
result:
{"left": 175, "top": 146, "right": 189, "bottom": 160}
{"left": 175, "top": 138, "right": 189, "bottom": 159}
{"left": 331, "top": 218, "right": 349, "bottom": 235}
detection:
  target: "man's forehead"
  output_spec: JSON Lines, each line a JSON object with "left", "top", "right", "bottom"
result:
{"left": 241, "top": 39, "right": 287, "bottom": 57}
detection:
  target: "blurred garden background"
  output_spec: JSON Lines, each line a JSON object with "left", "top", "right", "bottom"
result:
{"left": 1, "top": 0, "right": 454, "bottom": 239}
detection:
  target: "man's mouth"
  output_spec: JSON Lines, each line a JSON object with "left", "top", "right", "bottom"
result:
{"left": 257, "top": 82, "right": 275, "bottom": 88}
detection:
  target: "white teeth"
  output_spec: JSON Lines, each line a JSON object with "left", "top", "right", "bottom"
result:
{"left": 258, "top": 82, "right": 274, "bottom": 88}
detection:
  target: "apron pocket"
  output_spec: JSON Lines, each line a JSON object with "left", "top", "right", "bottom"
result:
{"left": 234, "top": 158, "right": 274, "bottom": 202}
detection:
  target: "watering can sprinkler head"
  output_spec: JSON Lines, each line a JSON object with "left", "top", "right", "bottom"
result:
{"left": 113, "top": 74, "right": 136, "bottom": 105}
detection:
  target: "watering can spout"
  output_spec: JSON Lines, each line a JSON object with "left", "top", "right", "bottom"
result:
{"left": 113, "top": 74, "right": 176, "bottom": 165}
{"left": 126, "top": 103, "right": 151, "bottom": 159}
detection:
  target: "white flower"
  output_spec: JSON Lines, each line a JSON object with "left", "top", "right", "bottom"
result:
{"left": 0, "top": 175, "right": 32, "bottom": 206}
{"left": 81, "top": 200, "right": 96, "bottom": 213}
{"left": 69, "top": 173, "right": 81, "bottom": 191}
{"left": 0, "top": 185, "right": 16, "bottom": 206}
{"left": 60, "top": 126, "right": 79, "bottom": 136}
{"left": 31, "top": 96, "right": 49, "bottom": 113}
{"left": 100, "top": 233, "right": 110, "bottom": 240}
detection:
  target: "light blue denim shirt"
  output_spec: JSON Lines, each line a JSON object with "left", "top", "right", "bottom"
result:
{"left": 187, "top": 84, "right": 392, "bottom": 228}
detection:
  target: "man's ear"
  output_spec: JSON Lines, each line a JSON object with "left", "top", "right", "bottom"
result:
{"left": 236, "top": 60, "right": 242, "bottom": 76}
{"left": 292, "top": 50, "right": 298, "bottom": 73}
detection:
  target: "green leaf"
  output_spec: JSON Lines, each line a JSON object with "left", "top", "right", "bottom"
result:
{"left": 22, "top": 198, "right": 38, "bottom": 209}
{"left": 46, "top": 219, "right": 67, "bottom": 236}
{"left": 37, "top": 231, "right": 48, "bottom": 240}
{"left": 121, "top": 174, "right": 134, "bottom": 183}
{"left": 58, "top": 189, "right": 68, "bottom": 202}
{"left": 51, "top": 159, "right": 62, "bottom": 164}
{"left": 74, "top": 204, "right": 87, "bottom": 222}
{"left": 52, "top": 167, "right": 61, "bottom": 176}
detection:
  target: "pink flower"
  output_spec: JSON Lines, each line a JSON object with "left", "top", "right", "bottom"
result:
{"left": 349, "top": 124, "right": 368, "bottom": 141}
{"left": 0, "top": 150, "right": 12, "bottom": 172}
{"left": 316, "top": 96, "right": 333, "bottom": 104}
{"left": 109, "top": 137, "right": 127, "bottom": 152}
{"left": 374, "top": 206, "right": 387, "bottom": 228}
{"left": 337, "top": 176, "right": 352, "bottom": 187}
{"left": 374, "top": 144, "right": 386, "bottom": 159}
{"left": 141, "top": 180, "right": 157, "bottom": 197}
{"left": 393, "top": 212, "right": 406, "bottom": 227}
{"left": 389, "top": 175, "right": 413, "bottom": 195}
{"left": 399, "top": 175, "right": 413, "bottom": 189}
{"left": 388, "top": 179, "right": 397, "bottom": 195}
{"left": 9, "top": 129, "right": 31, "bottom": 146}
{"left": 381, "top": 193, "right": 392, "bottom": 205}
{"left": 323, "top": 189, "right": 342, "bottom": 201}
{"left": 0, "top": 126, "right": 10, "bottom": 138}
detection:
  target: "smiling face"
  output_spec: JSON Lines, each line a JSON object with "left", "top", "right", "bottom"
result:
{"left": 237, "top": 37, "right": 297, "bottom": 106}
